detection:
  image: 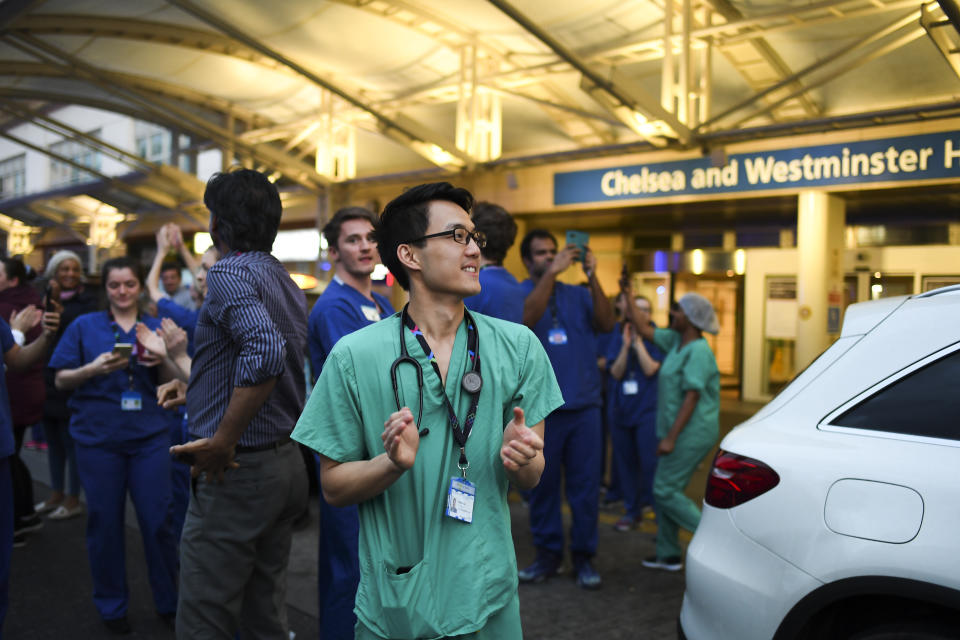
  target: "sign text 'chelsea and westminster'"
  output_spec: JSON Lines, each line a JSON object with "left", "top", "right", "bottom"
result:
{"left": 553, "top": 131, "right": 960, "bottom": 206}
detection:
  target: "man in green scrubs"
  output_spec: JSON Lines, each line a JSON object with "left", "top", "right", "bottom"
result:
{"left": 293, "top": 182, "right": 563, "bottom": 639}
{"left": 632, "top": 292, "right": 720, "bottom": 572}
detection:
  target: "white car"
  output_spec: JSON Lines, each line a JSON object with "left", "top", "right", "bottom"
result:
{"left": 680, "top": 285, "right": 960, "bottom": 640}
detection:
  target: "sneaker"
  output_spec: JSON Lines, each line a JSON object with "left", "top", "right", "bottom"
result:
{"left": 641, "top": 555, "right": 683, "bottom": 572}
{"left": 103, "top": 617, "right": 132, "bottom": 635}
{"left": 573, "top": 558, "right": 602, "bottom": 590}
{"left": 613, "top": 515, "right": 641, "bottom": 532}
{"left": 34, "top": 500, "right": 60, "bottom": 515}
{"left": 14, "top": 514, "right": 43, "bottom": 535}
{"left": 23, "top": 440, "right": 38, "bottom": 450}
{"left": 12, "top": 533, "right": 27, "bottom": 548}
{"left": 517, "top": 553, "right": 561, "bottom": 583}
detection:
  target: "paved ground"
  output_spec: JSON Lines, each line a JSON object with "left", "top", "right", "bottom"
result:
{"left": 9, "top": 398, "right": 761, "bottom": 639}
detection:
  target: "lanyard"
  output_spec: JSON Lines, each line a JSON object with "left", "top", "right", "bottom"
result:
{"left": 549, "top": 291, "right": 562, "bottom": 329}
{"left": 108, "top": 311, "right": 139, "bottom": 391}
{"left": 403, "top": 310, "right": 481, "bottom": 475}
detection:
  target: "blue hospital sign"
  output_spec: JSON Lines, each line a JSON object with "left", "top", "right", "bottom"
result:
{"left": 553, "top": 131, "right": 960, "bottom": 205}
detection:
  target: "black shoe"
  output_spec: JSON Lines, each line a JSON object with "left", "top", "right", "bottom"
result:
{"left": 12, "top": 533, "right": 27, "bottom": 548}
{"left": 14, "top": 514, "right": 43, "bottom": 535}
{"left": 158, "top": 612, "right": 176, "bottom": 630}
{"left": 517, "top": 553, "right": 561, "bottom": 583}
{"left": 103, "top": 617, "right": 131, "bottom": 635}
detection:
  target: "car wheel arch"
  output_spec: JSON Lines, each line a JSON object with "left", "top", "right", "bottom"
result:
{"left": 773, "top": 576, "right": 960, "bottom": 640}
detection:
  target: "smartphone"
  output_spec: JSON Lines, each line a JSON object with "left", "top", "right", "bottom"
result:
{"left": 565, "top": 230, "right": 590, "bottom": 262}
{"left": 113, "top": 343, "right": 134, "bottom": 359}
{"left": 45, "top": 284, "right": 55, "bottom": 312}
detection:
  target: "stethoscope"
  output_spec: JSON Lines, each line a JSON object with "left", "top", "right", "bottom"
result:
{"left": 390, "top": 305, "right": 483, "bottom": 438}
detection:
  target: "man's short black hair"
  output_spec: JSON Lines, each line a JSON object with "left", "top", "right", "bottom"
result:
{"left": 160, "top": 261, "right": 181, "bottom": 275}
{"left": 519, "top": 229, "right": 558, "bottom": 261}
{"left": 471, "top": 202, "right": 517, "bottom": 265}
{"left": 322, "top": 206, "right": 379, "bottom": 252}
{"left": 378, "top": 182, "right": 474, "bottom": 291}
{"left": 203, "top": 169, "right": 282, "bottom": 252}
{"left": 101, "top": 256, "right": 143, "bottom": 288}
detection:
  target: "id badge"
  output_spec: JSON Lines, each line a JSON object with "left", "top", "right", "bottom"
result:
{"left": 445, "top": 476, "right": 476, "bottom": 524}
{"left": 121, "top": 390, "right": 143, "bottom": 411}
{"left": 548, "top": 328, "right": 568, "bottom": 345}
{"left": 622, "top": 379, "right": 639, "bottom": 395}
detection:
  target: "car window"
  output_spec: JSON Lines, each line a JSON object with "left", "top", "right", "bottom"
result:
{"left": 833, "top": 349, "right": 960, "bottom": 440}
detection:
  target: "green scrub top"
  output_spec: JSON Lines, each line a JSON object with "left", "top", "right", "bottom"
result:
{"left": 293, "top": 311, "right": 563, "bottom": 640}
{"left": 652, "top": 328, "right": 720, "bottom": 442}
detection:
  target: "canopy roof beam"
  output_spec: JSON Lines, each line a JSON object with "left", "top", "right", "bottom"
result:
{"left": 6, "top": 33, "right": 328, "bottom": 190}
{"left": 167, "top": 0, "right": 469, "bottom": 169}
{"left": 488, "top": 0, "right": 692, "bottom": 145}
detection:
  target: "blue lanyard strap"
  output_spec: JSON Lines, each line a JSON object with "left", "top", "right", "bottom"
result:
{"left": 402, "top": 308, "right": 481, "bottom": 469}
{"left": 108, "top": 311, "right": 141, "bottom": 390}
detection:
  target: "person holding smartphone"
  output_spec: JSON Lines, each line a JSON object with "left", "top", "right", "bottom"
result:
{"left": 518, "top": 229, "right": 616, "bottom": 590}
{"left": 35, "top": 251, "right": 97, "bottom": 522}
{"left": 48, "top": 257, "right": 180, "bottom": 635}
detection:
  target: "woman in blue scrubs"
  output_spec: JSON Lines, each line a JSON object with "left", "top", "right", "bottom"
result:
{"left": 49, "top": 257, "right": 178, "bottom": 634}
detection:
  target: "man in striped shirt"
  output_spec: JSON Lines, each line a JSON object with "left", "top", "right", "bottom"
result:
{"left": 171, "top": 169, "right": 309, "bottom": 639}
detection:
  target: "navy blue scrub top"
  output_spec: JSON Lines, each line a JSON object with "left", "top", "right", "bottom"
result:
{"left": 48, "top": 311, "right": 170, "bottom": 446}
{"left": 0, "top": 319, "right": 16, "bottom": 457}
{"left": 464, "top": 266, "right": 525, "bottom": 324}
{"left": 604, "top": 321, "right": 663, "bottom": 428}
{"left": 519, "top": 280, "right": 601, "bottom": 411}
{"left": 307, "top": 277, "right": 395, "bottom": 380}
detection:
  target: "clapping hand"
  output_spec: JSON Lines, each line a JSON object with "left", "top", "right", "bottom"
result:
{"left": 9, "top": 306, "right": 41, "bottom": 334}
{"left": 500, "top": 407, "right": 543, "bottom": 472}
{"left": 136, "top": 322, "right": 166, "bottom": 358}
{"left": 160, "top": 317, "right": 188, "bottom": 359}
{"left": 382, "top": 407, "right": 420, "bottom": 472}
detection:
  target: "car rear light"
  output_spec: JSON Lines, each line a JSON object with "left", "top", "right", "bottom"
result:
{"left": 704, "top": 450, "right": 780, "bottom": 509}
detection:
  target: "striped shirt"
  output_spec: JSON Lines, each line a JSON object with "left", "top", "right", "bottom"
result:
{"left": 187, "top": 251, "right": 308, "bottom": 446}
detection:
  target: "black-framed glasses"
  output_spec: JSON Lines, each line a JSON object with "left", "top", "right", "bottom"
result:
{"left": 405, "top": 227, "right": 487, "bottom": 249}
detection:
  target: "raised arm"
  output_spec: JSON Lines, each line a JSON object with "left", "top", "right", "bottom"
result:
{"left": 583, "top": 248, "right": 615, "bottom": 333}
{"left": 609, "top": 323, "right": 632, "bottom": 381}
{"left": 146, "top": 226, "right": 171, "bottom": 303}
{"left": 170, "top": 224, "right": 201, "bottom": 274}
{"left": 522, "top": 245, "right": 579, "bottom": 328}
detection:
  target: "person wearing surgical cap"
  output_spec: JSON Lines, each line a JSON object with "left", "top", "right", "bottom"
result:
{"left": 630, "top": 292, "right": 720, "bottom": 572}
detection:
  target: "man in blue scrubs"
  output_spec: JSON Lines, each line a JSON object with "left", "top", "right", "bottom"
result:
{"left": 308, "top": 206, "right": 395, "bottom": 639}
{"left": 464, "top": 202, "right": 524, "bottom": 323}
{"left": 519, "top": 229, "right": 615, "bottom": 589}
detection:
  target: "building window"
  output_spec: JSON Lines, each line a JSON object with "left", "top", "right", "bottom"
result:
{"left": 0, "top": 154, "right": 26, "bottom": 200}
{"left": 49, "top": 130, "right": 102, "bottom": 187}
{"left": 135, "top": 122, "right": 171, "bottom": 163}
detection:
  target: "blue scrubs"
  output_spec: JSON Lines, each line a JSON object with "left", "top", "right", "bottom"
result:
{"left": 48, "top": 312, "right": 178, "bottom": 622}
{"left": 0, "top": 320, "right": 17, "bottom": 632}
{"left": 519, "top": 280, "right": 602, "bottom": 559}
{"left": 155, "top": 297, "right": 197, "bottom": 541}
{"left": 464, "top": 265, "right": 525, "bottom": 323}
{"left": 307, "top": 277, "right": 394, "bottom": 640}
{"left": 604, "top": 323, "right": 662, "bottom": 518}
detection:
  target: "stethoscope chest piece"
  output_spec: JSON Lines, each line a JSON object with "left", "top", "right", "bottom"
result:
{"left": 461, "top": 370, "right": 483, "bottom": 394}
